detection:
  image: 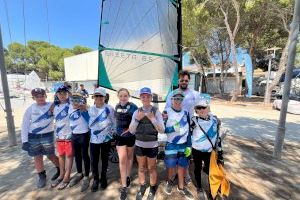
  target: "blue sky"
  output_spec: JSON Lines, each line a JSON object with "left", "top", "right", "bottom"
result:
{"left": 0, "top": 0, "right": 101, "bottom": 49}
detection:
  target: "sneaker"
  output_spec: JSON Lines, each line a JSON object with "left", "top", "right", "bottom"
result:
{"left": 136, "top": 184, "right": 148, "bottom": 200}
{"left": 69, "top": 173, "right": 83, "bottom": 187}
{"left": 197, "top": 188, "right": 208, "bottom": 200}
{"left": 126, "top": 176, "right": 131, "bottom": 188}
{"left": 37, "top": 170, "right": 47, "bottom": 188}
{"left": 51, "top": 167, "right": 60, "bottom": 181}
{"left": 177, "top": 187, "right": 194, "bottom": 200}
{"left": 147, "top": 186, "right": 157, "bottom": 200}
{"left": 91, "top": 179, "right": 99, "bottom": 192}
{"left": 120, "top": 187, "right": 128, "bottom": 200}
{"left": 184, "top": 176, "right": 192, "bottom": 185}
{"left": 164, "top": 181, "right": 173, "bottom": 195}
{"left": 80, "top": 177, "right": 90, "bottom": 192}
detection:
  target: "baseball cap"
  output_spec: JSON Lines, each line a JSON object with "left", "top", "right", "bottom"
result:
{"left": 195, "top": 98, "right": 210, "bottom": 107}
{"left": 93, "top": 88, "right": 106, "bottom": 96}
{"left": 172, "top": 90, "right": 185, "bottom": 97}
{"left": 139, "top": 87, "right": 152, "bottom": 96}
{"left": 56, "top": 85, "right": 69, "bottom": 93}
{"left": 31, "top": 88, "right": 46, "bottom": 97}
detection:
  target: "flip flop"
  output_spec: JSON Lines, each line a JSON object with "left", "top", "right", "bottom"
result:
{"left": 58, "top": 181, "right": 70, "bottom": 190}
{"left": 51, "top": 178, "right": 63, "bottom": 188}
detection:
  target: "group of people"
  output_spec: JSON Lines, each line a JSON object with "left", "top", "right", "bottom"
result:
{"left": 21, "top": 70, "right": 224, "bottom": 200}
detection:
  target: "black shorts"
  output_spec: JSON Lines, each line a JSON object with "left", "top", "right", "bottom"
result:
{"left": 135, "top": 146, "right": 158, "bottom": 158}
{"left": 115, "top": 135, "right": 135, "bottom": 147}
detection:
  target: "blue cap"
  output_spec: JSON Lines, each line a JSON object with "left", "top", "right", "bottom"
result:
{"left": 139, "top": 87, "right": 152, "bottom": 96}
{"left": 56, "top": 85, "right": 69, "bottom": 93}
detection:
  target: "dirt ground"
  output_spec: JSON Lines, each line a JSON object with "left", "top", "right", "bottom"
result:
{"left": 0, "top": 95, "right": 299, "bottom": 200}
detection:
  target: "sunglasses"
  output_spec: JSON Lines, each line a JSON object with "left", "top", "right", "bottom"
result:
{"left": 71, "top": 98, "right": 83, "bottom": 103}
{"left": 94, "top": 95, "right": 104, "bottom": 98}
{"left": 171, "top": 97, "right": 184, "bottom": 102}
{"left": 179, "top": 79, "right": 189, "bottom": 83}
{"left": 195, "top": 106, "right": 207, "bottom": 110}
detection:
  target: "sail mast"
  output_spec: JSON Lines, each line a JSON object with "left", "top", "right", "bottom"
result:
{"left": 98, "top": 0, "right": 105, "bottom": 86}
{"left": 177, "top": 0, "right": 182, "bottom": 72}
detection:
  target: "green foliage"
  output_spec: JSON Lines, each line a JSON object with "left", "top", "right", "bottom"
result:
{"left": 4, "top": 41, "right": 92, "bottom": 80}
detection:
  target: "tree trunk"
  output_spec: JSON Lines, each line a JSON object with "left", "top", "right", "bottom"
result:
{"left": 264, "top": 38, "right": 290, "bottom": 103}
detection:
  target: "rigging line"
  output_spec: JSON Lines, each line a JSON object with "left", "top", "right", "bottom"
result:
{"left": 110, "top": 0, "right": 137, "bottom": 50}
{"left": 107, "top": 3, "right": 156, "bottom": 71}
{"left": 45, "top": 0, "right": 51, "bottom": 43}
{"left": 107, "top": 31, "right": 160, "bottom": 77}
{"left": 3, "top": 0, "right": 12, "bottom": 44}
{"left": 110, "top": 57, "right": 160, "bottom": 81}
{"left": 106, "top": 0, "right": 124, "bottom": 48}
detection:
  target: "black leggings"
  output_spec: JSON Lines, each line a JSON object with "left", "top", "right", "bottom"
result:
{"left": 192, "top": 148, "right": 211, "bottom": 189}
{"left": 90, "top": 141, "right": 111, "bottom": 180}
{"left": 71, "top": 133, "right": 90, "bottom": 177}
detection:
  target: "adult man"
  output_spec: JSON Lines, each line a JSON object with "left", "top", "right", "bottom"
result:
{"left": 165, "top": 70, "right": 200, "bottom": 116}
{"left": 77, "top": 84, "right": 89, "bottom": 99}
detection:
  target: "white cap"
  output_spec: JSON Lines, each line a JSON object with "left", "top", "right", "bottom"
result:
{"left": 94, "top": 88, "right": 106, "bottom": 96}
{"left": 195, "top": 98, "right": 209, "bottom": 107}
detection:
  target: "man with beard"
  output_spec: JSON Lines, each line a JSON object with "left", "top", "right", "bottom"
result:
{"left": 164, "top": 70, "right": 201, "bottom": 189}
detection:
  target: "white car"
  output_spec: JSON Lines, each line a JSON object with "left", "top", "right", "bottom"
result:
{"left": 273, "top": 99, "right": 300, "bottom": 115}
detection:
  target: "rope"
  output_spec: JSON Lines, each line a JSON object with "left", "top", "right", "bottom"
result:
{"left": 3, "top": 0, "right": 12, "bottom": 44}
{"left": 45, "top": 0, "right": 51, "bottom": 43}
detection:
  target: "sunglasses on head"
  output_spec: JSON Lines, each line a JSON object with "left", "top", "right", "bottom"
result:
{"left": 179, "top": 79, "right": 189, "bottom": 83}
{"left": 171, "top": 97, "right": 184, "bottom": 102}
{"left": 195, "top": 106, "right": 207, "bottom": 110}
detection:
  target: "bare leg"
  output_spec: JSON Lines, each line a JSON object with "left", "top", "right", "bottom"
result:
{"left": 47, "top": 154, "right": 59, "bottom": 167}
{"left": 136, "top": 156, "right": 147, "bottom": 185}
{"left": 117, "top": 145, "right": 128, "bottom": 187}
{"left": 63, "top": 156, "right": 73, "bottom": 182}
{"left": 34, "top": 155, "right": 44, "bottom": 172}
{"left": 126, "top": 146, "right": 134, "bottom": 177}
{"left": 178, "top": 166, "right": 186, "bottom": 189}
{"left": 147, "top": 157, "right": 157, "bottom": 186}
{"left": 58, "top": 156, "right": 65, "bottom": 179}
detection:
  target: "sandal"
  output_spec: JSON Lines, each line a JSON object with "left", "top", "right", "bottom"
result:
{"left": 58, "top": 181, "right": 70, "bottom": 190}
{"left": 51, "top": 178, "right": 63, "bottom": 188}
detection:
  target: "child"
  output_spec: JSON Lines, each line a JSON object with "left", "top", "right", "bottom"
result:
{"left": 68, "top": 93, "right": 91, "bottom": 192}
{"left": 129, "top": 87, "right": 165, "bottom": 200}
{"left": 21, "top": 88, "right": 60, "bottom": 188}
{"left": 190, "top": 98, "right": 223, "bottom": 199}
{"left": 88, "top": 88, "right": 116, "bottom": 192}
{"left": 115, "top": 88, "right": 138, "bottom": 200}
{"left": 163, "top": 91, "right": 193, "bottom": 199}
{"left": 51, "top": 85, "right": 73, "bottom": 190}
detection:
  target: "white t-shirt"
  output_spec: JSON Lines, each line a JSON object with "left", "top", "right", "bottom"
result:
{"left": 69, "top": 107, "right": 89, "bottom": 134}
{"left": 21, "top": 102, "right": 54, "bottom": 142}
{"left": 88, "top": 104, "right": 116, "bottom": 144}
{"left": 54, "top": 103, "right": 72, "bottom": 139}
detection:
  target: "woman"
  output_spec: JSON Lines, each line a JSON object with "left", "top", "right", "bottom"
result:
{"left": 129, "top": 87, "right": 165, "bottom": 200}
{"left": 115, "top": 88, "right": 138, "bottom": 200}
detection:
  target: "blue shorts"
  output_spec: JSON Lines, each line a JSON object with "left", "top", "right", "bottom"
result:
{"left": 27, "top": 131, "right": 55, "bottom": 157}
{"left": 164, "top": 142, "right": 188, "bottom": 168}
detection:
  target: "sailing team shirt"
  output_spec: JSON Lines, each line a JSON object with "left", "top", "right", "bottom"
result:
{"left": 54, "top": 103, "right": 72, "bottom": 139}
{"left": 164, "top": 107, "right": 191, "bottom": 145}
{"left": 191, "top": 114, "right": 218, "bottom": 152}
{"left": 69, "top": 107, "right": 89, "bottom": 134}
{"left": 165, "top": 88, "right": 201, "bottom": 116}
{"left": 21, "top": 102, "right": 54, "bottom": 143}
{"left": 88, "top": 104, "right": 116, "bottom": 144}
